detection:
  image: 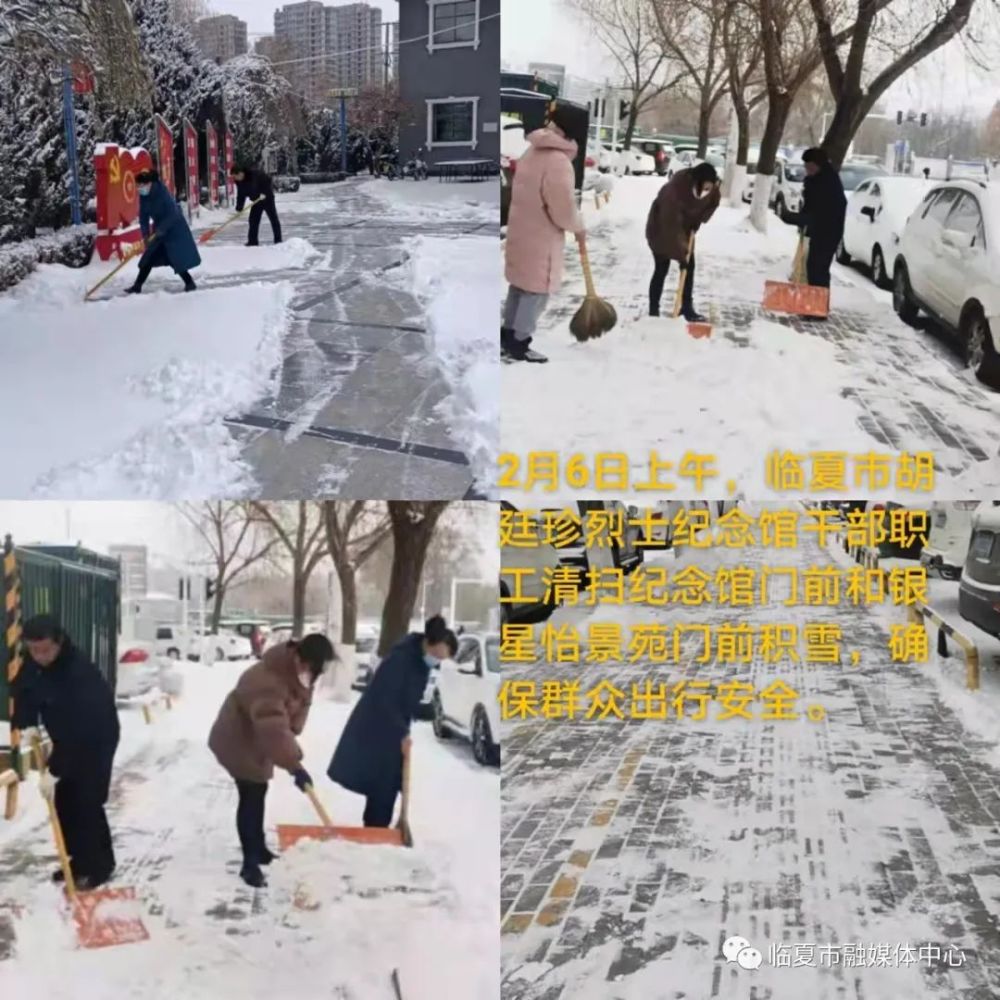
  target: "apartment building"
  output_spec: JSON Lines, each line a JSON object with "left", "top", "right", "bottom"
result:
{"left": 193, "top": 14, "right": 249, "bottom": 63}
{"left": 395, "top": 0, "right": 500, "bottom": 169}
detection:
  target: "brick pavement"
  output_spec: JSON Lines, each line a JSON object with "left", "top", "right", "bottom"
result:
{"left": 501, "top": 531, "right": 1000, "bottom": 999}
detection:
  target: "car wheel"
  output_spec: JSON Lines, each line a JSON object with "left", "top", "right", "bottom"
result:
{"left": 892, "top": 263, "right": 919, "bottom": 325}
{"left": 167, "top": 647, "right": 180, "bottom": 660}
{"left": 215, "top": 647, "right": 225, "bottom": 663}
{"left": 871, "top": 245, "right": 889, "bottom": 289}
{"left": 962, "top": 306, "right": 996, "bottom": 379}
{"left": 432, "top": 693, "right": 452, "bottom": 739}
{"left": 774, "top": 195, "right": 785, "bottom": 217}
{"left": 835, "top": 239, "right": 851, "bottom": 265}
{"left": 471, "top": 707, "right": 498, "bottom": 766}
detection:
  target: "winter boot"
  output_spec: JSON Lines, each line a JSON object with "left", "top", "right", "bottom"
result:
{"left": 239, "top": 862, "right": 267, "bottom": 888}
{"left": 681, "top": 308, "right": 707, "bottom": 323}
{"left": 76, "top": 868, "right": 114, "bottom": 891}
{"left": 258, "top": 846, "right": 278, "bottom": 866}
{"left": 124, "top": 284, "right": 142, "bottom": 295}
{"left": 507, "top": 336, "right": 548, "bottom": 364}
{"left": 181, "top": 272, "right": 197, "bottom": 292}
{"left": 500, "top": 327, "right": 517, "bottom": 357}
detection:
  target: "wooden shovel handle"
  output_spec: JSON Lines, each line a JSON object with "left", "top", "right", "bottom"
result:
{"left": 31, "top": 738, "right": 76, "bottom": 897}
{"left": 577, "top": 239, "right": 597, "bottom": 299}
{"left": 672, "top": 232, "right": 696, "bottom": 319}
{"left": 304, "top": 784, "right": 334, "bottom": 828}
{"left": 399, "top": 742, "right": 412, "bottom": 829}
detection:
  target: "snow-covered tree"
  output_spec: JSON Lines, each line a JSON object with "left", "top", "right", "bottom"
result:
{"left": 0, "top": 0, "right": 90, "bottom": 70}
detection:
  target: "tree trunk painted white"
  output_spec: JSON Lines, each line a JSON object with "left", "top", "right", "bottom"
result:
{"left": 721, "top": 106, "right": 738, "bottom": 201}
{"left": 749, "top": 174, "right": 773, "bottom": 233}
{"left": 330, "top": 644, "right": 355, "bottom": 702}
{"left": 730, "top": 164, "right": 747, "bottom": 208}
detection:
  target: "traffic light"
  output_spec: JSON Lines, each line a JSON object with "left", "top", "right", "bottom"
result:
{"left": 178, "top": 578, "right": 190, "bottom": 600}
{"left": 205, "top": 579, "right": 216, "bottom": 601}
{"left": 896, "top": 110, "right": 903, "bottom": 125}
{"left": 920, "top": 112, "right": 927, "bottom": 127}
{"left": 619, "top": 100, "right": 631, "bottom": 122}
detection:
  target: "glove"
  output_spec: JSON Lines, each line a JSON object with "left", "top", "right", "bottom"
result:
{"left": 38, "top": 770, "right": 57, "bottom": 801}
{"left": 292, "top": 767, "right": 312, "bottom": 792}
{"left": 18, "top": 726, "right": 40, "bottom": 745}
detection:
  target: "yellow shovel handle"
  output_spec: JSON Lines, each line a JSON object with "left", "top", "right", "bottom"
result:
{"left": 304, "top": 784, "right": 334, "bottom": 828}
{"left": 399, "top": 743, "right": 412, "bottom": 830}
{"left": 31, "top": 738, "right": 76, "bottom": 897}
{"left": 83, "top": 235, "right": 155, "bottom": 301}
{"left": 673, "top": 232, "right": 695, "bottom": 318}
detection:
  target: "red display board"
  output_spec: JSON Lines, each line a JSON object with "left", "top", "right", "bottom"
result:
{"left": 224, "top": 129, "right": 235, "bottom": 203}
{"left": 206, "top": 123, "right": 219, "bottom": 208}
{"left": 155, "top": 115, "right": 175, "bottom": 197}
{"left": 93, "top": 143, "right": 154, "bottom": 261}
{"left": 183, "top": 118, "right": 200, "bottom": 220}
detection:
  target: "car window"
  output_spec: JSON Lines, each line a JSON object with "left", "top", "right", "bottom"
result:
{"left": 870, "top": 183, "right": 881, "bottom": 198}
{"left": 945, "top": 193, "right": 984, "bottom": 244}
{"left": 966, "top": 530, "right": 1000, "bottom": 585}
{"left": 786, "top": 163, "right": 806, "bottom": 182}
{"left": 923, "top": 188, "right": 959, "bottom": 222}
{"left": 456, "top": 637, "right": 478, "bottom": 663}
{"left": 486, "top": 637, "right": 500, "bottom": 673}
{"left": 855, "top": 181, "right": 870, "bottom": 196}
{"left": 155, "top": 626, "right": 172, "bottom": 640}
{"left": 774, "top": 163, "right": 782, "bottom": 178}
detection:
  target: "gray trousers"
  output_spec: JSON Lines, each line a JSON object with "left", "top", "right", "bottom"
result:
{"left": 503, "top": 286, "right": 549, "bottom": 342}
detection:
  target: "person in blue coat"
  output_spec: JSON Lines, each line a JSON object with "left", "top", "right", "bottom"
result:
{"left": 328, "top": 615, "right": 457, "bottom": 826}
{"left": 125, "top": 169, "right": 202, "bottom": 294}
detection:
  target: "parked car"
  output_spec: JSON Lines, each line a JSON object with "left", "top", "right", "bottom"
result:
{"left": 221, "top": 619, "right": 271, "bottom": 658}
{"left": 633, "top": 138, "right": 675, "bottom": 175}
{"left": 600, "top": 144, "right": 656, "bottom": 176}
{"left": 892, "top": 180, "right": 1000, "bottom": 380}
{"left": 352, "top": 625, "right": 380, "bottom": 690}
{"left": 839, "top": 176, "right": 929, "bottom": 288}
{"left": 921, "top": 501, "right": 993, "bottom": 580}
{"left": 116, "top": 641, "right": 160, "bottom": 699}
{"left": 838, "top": 162, "right": 888, "bottom": 192}
{"left": 432, "top": 632, "right": 500, "bottom": 766}
{"left": 959, "top": 505, "right": 1000, "bottom": 637}
{"left": 769, "top": 155, "right": 806, "bottom": 217}
{"left": 500, "top": 114, "right": 530, "bottom": 227}
{"left": 500, "top": 501, "right": 564, "bottom": 625}
{"left": 154, "top": 624, "right": 252, "bottom": 662}
{"left": 273, "top": 175, "right": 301, "bottom": 193}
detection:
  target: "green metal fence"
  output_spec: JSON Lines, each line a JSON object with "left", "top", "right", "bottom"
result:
{"left": 0, "top": 539, "right": 120, "bottom": 727}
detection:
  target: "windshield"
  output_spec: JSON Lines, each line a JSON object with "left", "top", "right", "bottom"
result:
{"left": 840, "top": 166, "right": 885, "bottom": 191}
{"left": 966, "top": 530, "right": 1000, "bottom": 585}
{"left": 356, "top": 636, "right": 376, "bottom": 653}
{"left": 785, "top": 164, "right": 806, "bottom": 182}
{"left": 486, "top": 637, "right": 500, "bottom": 673}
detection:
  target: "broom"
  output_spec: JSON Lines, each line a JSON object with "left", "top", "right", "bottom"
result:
{"left": 569, "top": 236, "right": 617, "bottom": 342}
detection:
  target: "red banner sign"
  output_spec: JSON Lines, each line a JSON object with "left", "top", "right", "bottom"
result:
{"left": 206, "top": 123, "right": 219, "bottom": 208}
{"left": 224, "top": 130, "right": 235, "bottom": 202}
{"left": 155, "top": 115, "right": 174, "bottom": 197}
{"left": 71, "top": 61, "right": 94, "bottom": 94}
{"left": 183, "top": 119, "right": 199, "bottom": 220}
{"left": 93, "top": 143, "right": 154, "bottom": 261}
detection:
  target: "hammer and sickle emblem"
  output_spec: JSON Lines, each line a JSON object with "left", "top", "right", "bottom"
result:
{"left": 109, "top": 156, "right": 121, "bottom": 185}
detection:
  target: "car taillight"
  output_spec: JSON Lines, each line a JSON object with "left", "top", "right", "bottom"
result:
{"left": 656, "top": 150, "right": 665, "bottom": 161}
{"left": 585, "top": 156, "right": 595, "bottom": 167}
{"left": 120, "top": 648, "right": 149, "bottom": 664}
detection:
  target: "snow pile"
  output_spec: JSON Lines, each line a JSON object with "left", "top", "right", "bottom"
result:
{"left": 408, "top": 234, "right": 499, "bottom": 496}
{"left": 363, "top": 176, "right": 499, "bottom": 224}
{"left": 0, "top": 270, "right": 294, "bottom": 497}
{"left": 0, "top": 226, "right": 96, "bottom": 292}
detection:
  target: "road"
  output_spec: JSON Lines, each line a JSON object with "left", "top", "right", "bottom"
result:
{"left": 501, "top": 523, "right": 1000, "bottom": 999}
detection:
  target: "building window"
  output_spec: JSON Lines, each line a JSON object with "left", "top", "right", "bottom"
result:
{"left": 427, "top": 98, "right": 478, "bottom": 150}
{"left": 427, "top": 0, "right": 479, "bottom": 52}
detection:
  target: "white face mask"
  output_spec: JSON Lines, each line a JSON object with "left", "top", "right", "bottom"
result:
{"left": 299, "top": 671, "right": 313, "bottom": 689}
{"left": 694, "top": 186, "right": 709, "bottom": 200}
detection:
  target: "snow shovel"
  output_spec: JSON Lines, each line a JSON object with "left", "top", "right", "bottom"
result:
{"left": 30, "top": 737, "right": 149, "bottom": 949}
{"left": 569, "top": 237, "right": 617, "bottom": 342}
{"left": 82, "top": 236, "right": 153, "bottom": 302}
{"left": 197, "top": 197, "right": 264, "bottom": 245}
{"left": 672, "top": 232, "right": 712, "bottom": 339}
{"left": 277, "top": 746, "right": 413, "bottom": 850}
{"left": 762, "top": 233, "right": 830, "bottom": 318}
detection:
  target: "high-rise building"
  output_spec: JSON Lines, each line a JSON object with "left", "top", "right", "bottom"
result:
{"left": 193, "top": 14, "right": 249, "bottom": 63}
{"left": 109, "top": 544, "right": 149, "bottom": 600}
{"left": 275, "top": 1, "right": 384, "bottom": 103}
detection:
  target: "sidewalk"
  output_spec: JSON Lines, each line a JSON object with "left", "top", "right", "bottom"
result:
{"left": 500, "top": 178, "right": 1000, "bottom": 499}
{"left": 501, "top": 527, "right": 1000, "bottom": 999}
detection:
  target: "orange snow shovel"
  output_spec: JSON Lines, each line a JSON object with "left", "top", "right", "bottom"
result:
{"left": 673, "top": 233, "right": 712, "bottom": 339}
{"left": 277, "top": 745, "right": 414, "bottom": 851}
{"left": 198, "top": 197, "right": 264, "bottom": 245}
{"left": 762, "top": 233, "right": 830, "bottom": 318}
{"left": 30, "top": 737, "right": 148, "bottom": 949}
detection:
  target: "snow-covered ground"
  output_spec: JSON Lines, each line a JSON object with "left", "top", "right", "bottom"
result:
{"left": 0, "top": 240, "right": 329, "bottom": 497}
{"left": 501, "top": 176, "right": 1000, "bottom": 500}
{"left": 0, "top": 659, "right": 498, "bottom": 999}
{"left": 369, "top": 178, "right": 500, "bottom": 496}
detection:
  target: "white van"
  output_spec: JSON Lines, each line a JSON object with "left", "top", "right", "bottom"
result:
{"left": 921, "top": 501, "right": 993, "bottom": 579}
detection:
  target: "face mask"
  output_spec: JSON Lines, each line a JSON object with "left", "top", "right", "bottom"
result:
{"left": 694, "top": 186, "right": 709, "bottom": 200}
{"left": 299, "top": 671, "right": 313, "bottom": 689}
{"left": 139, "top": 185, "right": 151, "bottom": 196}
{"left": 424, "top": 653, "right": 440, "bottom": 669}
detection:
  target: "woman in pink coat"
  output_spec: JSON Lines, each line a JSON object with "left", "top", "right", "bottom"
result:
{"left": 502, "top": 105, "right": 587, "bottom": 364}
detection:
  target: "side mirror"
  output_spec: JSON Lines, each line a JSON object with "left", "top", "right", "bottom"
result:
{"left": 860, "top": 206, "right": 876, "bottom": 220}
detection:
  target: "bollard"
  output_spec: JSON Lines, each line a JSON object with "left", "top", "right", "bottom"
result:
{"left": 1, "top": 768, "right": 18, "bottom": 820}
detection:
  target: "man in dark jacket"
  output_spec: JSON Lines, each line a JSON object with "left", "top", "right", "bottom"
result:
{"left": 13, "top": 616, "right": 121, "bottom": 888}
{"left": 231, "top": 165, "right": 283, "bottom": 246}
{"left": 328, "top": 616, "right": 457, "bottom": 826}
{"left": 779, "top": 147, "right": 847, "bottom": 292}
{"left": 645, "top": 162, "right": 721, "bottom": 321}
{"left": 126, "top": 169, "right": 201, "bottom": 294}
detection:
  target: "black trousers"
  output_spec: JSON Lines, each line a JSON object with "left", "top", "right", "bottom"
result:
{"left": 363, "top": 788, "right": 397, "bottom": 827}
{"left": 235, "top": 779, "right": 268, "bottom": 865}
{"left": 806, "top": 236, "right": 838, "bottom": 289}
{"left": 247, "top": 196, "right": 282, "bottom": 245}
{"left": 55, "top": 775, "right": 115, "bottom": 878}
{"left": 649, "top": 251, "right": 695, "bottom": 316}
{"left": 133, "top": 263, "right": 194, "bottom": 290}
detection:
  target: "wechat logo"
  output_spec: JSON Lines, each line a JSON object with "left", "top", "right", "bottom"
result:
{"left": 722, "top": 935, "right": 763, "bottom": 970}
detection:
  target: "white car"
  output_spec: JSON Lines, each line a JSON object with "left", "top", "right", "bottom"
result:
{"left": 600, "top": 144, "right": 655, "bottom": 176}
{"left": 892, "top": 180, "right": 1000, "bottom": 380}
{"left": 500, "top": 501, "right": 564, "bottom": 625}
{"left": 352, "top": 625, "right": 380, "bottom": 690}
{"left": 432, "top": 632, "right": 500, "bottom": 766}
{"left": 116, "top": 641, "right": 160, "bottom": 699}
{"left": 501, "top": 114, "right": 529, "bottom": 169}
{"left": 768, "top": 155, "right": 805, "bottom": 216}
{"left": 155, "top": 624, "right": 252, "bottom": 662}
{"left": 839, "top": 176, "right": 929, "bottom": 288}
{"left": 921, "top": 501, "right": 995, "bottom": 579}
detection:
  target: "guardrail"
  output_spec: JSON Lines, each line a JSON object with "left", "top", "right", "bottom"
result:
{"left": 908, "top": 603, "right": 980, "bottom": 691}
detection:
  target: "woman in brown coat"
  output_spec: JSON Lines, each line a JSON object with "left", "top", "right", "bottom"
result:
{"left": 646, "top": 162, "right": 721, "bottom": 321}
{"left": 209, "top": 633, "right": 334, "bottom": 887}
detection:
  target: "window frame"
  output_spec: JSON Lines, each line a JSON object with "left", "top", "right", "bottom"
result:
{"left": 426, "top": 96, "right": 479, "bottom": 150}
{"left": 427, "top": 0, "right": 480, "bottom": 53}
